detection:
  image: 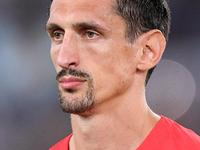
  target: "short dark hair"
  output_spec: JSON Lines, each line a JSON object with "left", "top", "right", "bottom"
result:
{"left": 48, "top": 0, "right": 171, "bottom": 86}
{"left": 115, "top": 0, "right": 171, "bottom": 85}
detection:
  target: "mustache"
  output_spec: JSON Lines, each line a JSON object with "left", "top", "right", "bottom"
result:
{"left": 56, "top": 68, "right": 91, "bottom": 81}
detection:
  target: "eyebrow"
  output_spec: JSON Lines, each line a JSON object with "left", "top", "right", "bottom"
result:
{"left": 46, "top": 23, "right": 63, "bottom": 33}
{"left": 46, "top": 22, "right": 109, "bottom": 34}
{"left": 72, "top": 22, "right": 108, "bottom": 33}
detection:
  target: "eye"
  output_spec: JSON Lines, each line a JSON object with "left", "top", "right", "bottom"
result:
{"left": 86, "top": 31, "right": 98, "bottom": 39}
{"left": 52, "top": 31, "right": 64, "bottom": 41}
{"left": 54, "top": 32, "right": 61, "bottom": 39}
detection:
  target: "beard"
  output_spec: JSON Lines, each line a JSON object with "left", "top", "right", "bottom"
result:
{"left": 56, "top": 68, "right": 95, "bottom": 114}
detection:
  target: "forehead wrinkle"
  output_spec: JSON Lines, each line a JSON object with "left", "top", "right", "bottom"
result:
{"left": 49, "top": 0, "right": 117, "bottom": 19}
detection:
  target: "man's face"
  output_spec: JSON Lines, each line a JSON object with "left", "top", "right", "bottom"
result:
{"left": 47, "top": 0, "right": 140, "bottom": 114}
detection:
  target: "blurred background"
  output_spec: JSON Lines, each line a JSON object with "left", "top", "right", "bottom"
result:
{"left": 0, "top": 0, "right": 200, "bottom": 149}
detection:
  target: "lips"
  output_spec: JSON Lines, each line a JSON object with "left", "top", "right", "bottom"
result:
{"left": 59, "top": 76, "right": 86, "bottom": 89}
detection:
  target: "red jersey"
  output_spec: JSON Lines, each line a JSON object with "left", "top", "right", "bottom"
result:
{"left": 50, "top": 134, "right": 72, "bottom": 150}
{"left": 49, "top": 116, "right": 200, "bottom": 150}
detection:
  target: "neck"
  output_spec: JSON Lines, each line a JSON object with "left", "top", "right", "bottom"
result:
{"left": 69, "top": 84, "right": 160, "bottom": 150}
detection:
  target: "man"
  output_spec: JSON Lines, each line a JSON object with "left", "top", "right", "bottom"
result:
{"left": 46, "top": 0, "right": 200, "bottom": 149}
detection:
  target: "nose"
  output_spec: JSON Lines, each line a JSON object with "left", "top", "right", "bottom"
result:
{"left": 57, "top": 33, "right": 80, "bottom": 69}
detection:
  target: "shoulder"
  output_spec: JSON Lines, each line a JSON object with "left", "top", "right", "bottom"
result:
{"left": 49, "top": 134, "right": 73, "bottom": 150}
{"left": 162, "top": 116, "right": 199, "bottom": 138}
{"left": 159, "top": 116, "right": 200, "bottom": 149}
{"left": 137, "top": 116, "right": 200, "bottom": 150}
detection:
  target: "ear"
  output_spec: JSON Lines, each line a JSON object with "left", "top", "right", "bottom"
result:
{"left": 137, "top": 29, "right": 166, "bottom": 71}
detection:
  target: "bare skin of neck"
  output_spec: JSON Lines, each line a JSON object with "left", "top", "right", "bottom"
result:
{"left": 69, "top": 84, "right": 160, "bottom": 150}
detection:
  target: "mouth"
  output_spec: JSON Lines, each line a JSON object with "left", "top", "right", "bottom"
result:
{"left": 59, "top": 76, "right": 87, "bottom": 90}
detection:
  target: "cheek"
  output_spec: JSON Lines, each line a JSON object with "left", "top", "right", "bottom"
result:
{"left": 50, "top": 47, "right": 59, "bottom": 71}
{"left": 92, "top": 63, "right": 134, "bottom": 102}
{"left": 90, "top": 46, "right": 136, "bottom": 99}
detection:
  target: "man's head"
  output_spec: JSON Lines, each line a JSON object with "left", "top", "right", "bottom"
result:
{"left": 47, "top": 0, "right": 170, "bottom": 114}
{"left": 48, "top": 0, "right": 170, "bottom": 86}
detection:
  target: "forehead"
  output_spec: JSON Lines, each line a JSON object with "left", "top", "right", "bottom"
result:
{"left": 50, "top": 0, "right": 115, "bottom": 10}
{"left": 48, "top": 0, "right": 118, "bottom": 26}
